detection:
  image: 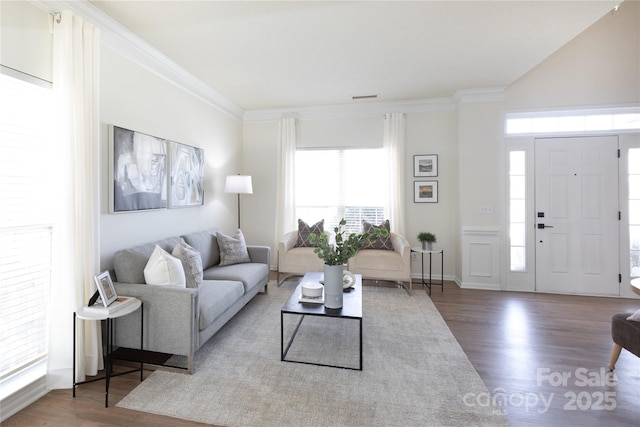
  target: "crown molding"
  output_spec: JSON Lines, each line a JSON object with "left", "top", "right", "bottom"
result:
{"left": 454, "top": 87, "right": 506, "bottom": 104}
{"left": 243, "top": 97, "right": 456, "bottom": 123}
{"left": 36, "top": 0, "right": 244, "bottom": 120}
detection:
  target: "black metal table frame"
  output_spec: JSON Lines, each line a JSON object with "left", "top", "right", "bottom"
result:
{"left": 72, "top": 302, "right": 144, "bottom": 407}
{"left": 280, "top": 310, "right": 363, "bottom": 371}
{"left": 413, "top": 249, "right": 444, "bottom": 296}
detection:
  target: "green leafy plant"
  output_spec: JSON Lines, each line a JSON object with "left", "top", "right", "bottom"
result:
{"left": 417, "top": 232, "right": 436, "bottom": 243}
{"left": 309, "top": 218, "right": 388, "bottom": 266}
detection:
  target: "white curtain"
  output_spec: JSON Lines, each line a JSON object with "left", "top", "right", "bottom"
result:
{"left": 383, "top": 113, "right": 406, "bottom": 236}
{"left": 48, "top": 10, "right": 102, "bottom": 388}
{"left": 274, "top": 117, "right": 298, "bottom": 261}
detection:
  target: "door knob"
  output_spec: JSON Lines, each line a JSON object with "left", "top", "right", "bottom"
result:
{"left": 537, "top": 224, "right": 554, "bottom": 229}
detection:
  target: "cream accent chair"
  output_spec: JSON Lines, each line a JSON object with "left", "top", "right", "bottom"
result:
{"left": 348, "top": 232, "right": 412, "bottom": 293}
{"left": 277, "top": 230, "right": 335, "bottom": 286}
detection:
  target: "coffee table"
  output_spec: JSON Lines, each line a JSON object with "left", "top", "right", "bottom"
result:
{"left": 280, "top": 271, "right": 363, "bottom": 370}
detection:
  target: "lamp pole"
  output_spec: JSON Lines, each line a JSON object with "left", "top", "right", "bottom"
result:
{"left": 224, "top": 175, "right": 253, "bottom": 230}
{"left": 236, "top": 193, "right": 241, "bottom": 229}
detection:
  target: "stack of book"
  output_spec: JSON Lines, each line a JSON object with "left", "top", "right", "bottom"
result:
{"left": 84, "top": 296, "right": 137, "bottom": 315}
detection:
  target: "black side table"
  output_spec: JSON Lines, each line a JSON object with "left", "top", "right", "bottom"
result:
{"left": 411, "top": 247, "right": 444, "bottom": 296}
{"left": 73, "top": 298, "right": 143, "bottom": 407}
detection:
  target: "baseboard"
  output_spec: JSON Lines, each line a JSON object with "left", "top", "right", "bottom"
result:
{"left": 0, "top": 376, "right": 48, "bottom": 422}
{"left": 459, "top": 281, "right": 502, "bottom": 291}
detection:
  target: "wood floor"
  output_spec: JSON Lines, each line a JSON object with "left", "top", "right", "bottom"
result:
{"left": 3, "top": 281, "right": 639, "bottom": 427}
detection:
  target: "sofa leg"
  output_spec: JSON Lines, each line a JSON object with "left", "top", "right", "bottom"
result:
{"left": 187, "top": 355, "right": 194, "bottom": 374}
{"left": 608, "top": 343, "right": 622, "bottom": 371}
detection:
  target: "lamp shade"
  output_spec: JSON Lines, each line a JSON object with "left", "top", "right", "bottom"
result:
{"left": 224, "top": 175, "right": 253, "bottom": 194}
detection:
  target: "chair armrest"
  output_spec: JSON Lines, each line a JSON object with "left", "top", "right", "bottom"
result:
{"left": 391, "top": 232, "right": 411, "bottom": 258}
{"left": 279, "top": 230, "right": 298, "bottom": 254}
{"left": 113, "top": 282, "right": 199, "bottom": 357}
{"left": 247, "top": 245, "right": 271, "bottom": 265}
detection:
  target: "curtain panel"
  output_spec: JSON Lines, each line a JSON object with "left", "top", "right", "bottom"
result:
{"left": 48, "top": 10, "right": 102, "bottom": 389}
{"left": 383, "top": 113, "right": 406, "bottom": 236}
{"left": 274, "top": 117, "right": 298, "bottom": 260}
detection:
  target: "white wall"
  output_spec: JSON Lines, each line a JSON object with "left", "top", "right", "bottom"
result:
{"left": 504, "top": 0, "right": 639, "bottom": 109}
{"left": 405, "top": 109, "right": 458, "bottom": 279}
{"left": 0, "top": 0, "right": 52, "bottom": 83}
{"left": 240, "top": 119, "right": 279, "bottom": 250}
{"left": 243, "top": 106, "right": 459, "bottom": 277}
{"left": 243, "top": 1, "right": 639, "bottom": 286}
{"left": 99, "top": 46, "right": 243, "bottom": 270}
{"left": 4, "top": 0, "right": 638, "bottom": 286}
{"left": 456, "top": 0, "right": 639, "bottom": 289}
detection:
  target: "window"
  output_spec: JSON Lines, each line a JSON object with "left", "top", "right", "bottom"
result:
{"left": 0, "top": 73, "right": 55, "bottom": 392}
{"left": 295, "top": 148, "right": 387, "bottom": 233}
{"left": 505, "top": 108, "right": 640, "bottom": 135}
{"left": 509, "top": 151, "right": 526, "bottom": 272}
{"left": 630, "top": 148, "right": 640, "bottom": 277}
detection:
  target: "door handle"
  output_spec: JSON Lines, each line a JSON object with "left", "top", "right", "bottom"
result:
{"left": 537, "top": 224, "right": 554, "bottom": 229}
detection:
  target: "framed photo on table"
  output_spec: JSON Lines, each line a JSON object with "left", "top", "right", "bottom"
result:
{"left": 414, "top": 181, "right": 438, "bottom": 203}
{"left": 94, "top": 271, "right": 118, "bottom": 307}
{"left": 414, "top": 154, "right": 438, "bottom": 177}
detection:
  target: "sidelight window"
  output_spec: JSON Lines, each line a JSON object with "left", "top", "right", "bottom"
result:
{"left": 630, "top": 149, "right": 640, "bottom": 277}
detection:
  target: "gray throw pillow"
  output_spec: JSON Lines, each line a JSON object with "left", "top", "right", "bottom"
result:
{"left": 296, "top": 219, "right": 324, "bottom": 247}
{"left": 172, "top": 238, "right": 203, "bottom": 288}
{"left": 361, "top": 219, "right": 393, "bottom": 250}
{"left": 217, "top": 229, "right": 251, "bottom": 266}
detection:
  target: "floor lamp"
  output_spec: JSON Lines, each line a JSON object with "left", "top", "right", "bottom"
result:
{"left": 224, "top": 175, "right": 253, "bottom": 229}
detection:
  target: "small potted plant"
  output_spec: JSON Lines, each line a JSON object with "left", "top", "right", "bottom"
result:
{"left": 417, "top": 232, "right": 436, "bottom": 251}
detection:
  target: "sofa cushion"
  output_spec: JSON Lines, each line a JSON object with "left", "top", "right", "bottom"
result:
{"left": 361, "top": 219, "right": 393, "bottom": 250}
{"left": 296, "top": 219, "right": 324, "bottom": 247}
{"left": 217, "top": 230, "right": 251, "bottom": 266}
{"left": 198, "top": 280, "right": 245, "bottom": 331}
{"left": 113, "top": 237, "right": 181, "bottom": 284}
{"left": 144, "top": 245, "right": 186, "bottom": 287}
{"left": 181, "top": 230, "right": 220, "bottom": 269}
{"left": 203, "top": 262, "right": 269, "bottom": 293}
{"left": 353, "top": 248, "right": 401, "bottom": 271}
{"left": 172, "top": 238, "right": 203, "bottom": 288}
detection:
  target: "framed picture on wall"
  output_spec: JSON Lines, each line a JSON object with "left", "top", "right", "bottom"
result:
{"left": 414, "top": 181, "right": 438, "bottom": 203}
{"left": 169, "top": 141, "right": 205, "bottom": 208}
{"left": 414, "top": 154, "right": 438, "bottom": 177}
{"left": 109, "top": 125, "right": 168, "bottom": 213}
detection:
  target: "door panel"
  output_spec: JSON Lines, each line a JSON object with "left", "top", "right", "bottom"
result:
{"left": 535, "top": 136, "right": 619, "bottom": 295}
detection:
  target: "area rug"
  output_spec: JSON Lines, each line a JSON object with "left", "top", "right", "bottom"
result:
{"left": 117, "top": 282, "right": 509, "bottom": 426}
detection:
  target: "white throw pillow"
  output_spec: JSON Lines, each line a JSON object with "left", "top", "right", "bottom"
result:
{"left": 172, "top": 239, "right": 203, "bottom": 288}
{"left": 144, "top": 245, "right": 186, "bottom": 287}
{"left": 217, "top": 229, "right": 251, "bottom": 266}
{"left": 627, "top": 309, "right": 640, "bottom": 322}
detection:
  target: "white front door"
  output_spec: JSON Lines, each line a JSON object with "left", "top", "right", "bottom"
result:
{"left": 535, "top": 136, "right": 619, "bottom": 295}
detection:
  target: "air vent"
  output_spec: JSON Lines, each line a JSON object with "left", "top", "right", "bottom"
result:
{"left": 352, "top": 94, "right": 378, "bottom": 100}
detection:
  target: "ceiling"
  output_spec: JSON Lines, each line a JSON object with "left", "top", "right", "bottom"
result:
{"left": 89, "top": 0, "right": 621, "bottom": 111}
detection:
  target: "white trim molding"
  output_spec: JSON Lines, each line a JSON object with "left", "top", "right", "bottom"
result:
{"left": 243, "top": 97, "right": 456, "bottom": 123}
{"left": 454, "top": 87, "right": 506, "bottom": 104}
{"left": 461, "top": 226, "right": 502, "bottom": 290}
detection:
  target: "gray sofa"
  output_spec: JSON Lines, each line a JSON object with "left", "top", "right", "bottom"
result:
{"left": 111, "top": 229, "right": 270, "bottom": 373}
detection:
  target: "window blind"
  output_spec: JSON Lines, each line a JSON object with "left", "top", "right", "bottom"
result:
{"left": 0, "top": 73, "right": 54, "bottom": 381}
{"left": 295, "top": 148, "right": 387, "bottom": 233}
